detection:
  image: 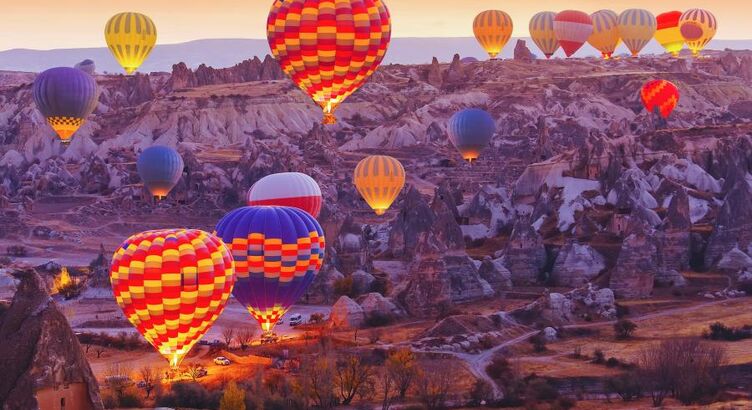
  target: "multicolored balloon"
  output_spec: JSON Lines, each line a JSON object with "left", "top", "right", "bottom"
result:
{"left": 105, "top": 12, "right": 157, "bottom": 74}
{"left": 267, "top": 0, "right": 391, "bottom": 125}
{"left": 247, "top": 172, "right": 323, "bottom": 218}
{"left": 447, "top": 108, "right": 496, "bottom": 163}
{"left": 655, "top": 11, "right": 685, "bottom": 56}
{"left": 554, "top": 10, "right": 593, "bottom": 57}
{"left": 32, "top": 67, "right": 98, "bottom": 144}
{"left": 137, "top": 146, "right": 184, "bottom": 200}
{"left": 679, "top": 9, "right": 717, "bottom": 57}
{"left": 641, "top": 80, "right": 680, "bottom": 119}
{"left": 588, "top": 10, "right": 620, "bottom": 59}
{"left": 617, "top": 9, "right": 656, "bottom": 57}
{"left": 214, "top": 206, "right": 325, "bottom": 333}
{"left": 529, "top": 11, "right": 560, "bottom": 59}
{"left": 110, "top": 229, "right": 235, "bottom": 368}
{"left": 354, "top": 155, "right": 405, "bottom": 215}
{"left": 473, "top": 10, "right": 514, "bottom": 60}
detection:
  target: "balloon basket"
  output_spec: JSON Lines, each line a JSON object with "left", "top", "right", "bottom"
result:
{"left": 322, "top": 112, "right": 337, "bottom": 125}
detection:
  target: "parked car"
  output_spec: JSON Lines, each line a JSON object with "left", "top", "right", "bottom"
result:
{"left": 288, "top": 313, "right": 304, "bottom": 327}
{"left": 213, "top": 356, "right": 231, "bottom": 366}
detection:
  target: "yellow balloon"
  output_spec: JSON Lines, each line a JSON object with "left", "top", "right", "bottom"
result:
{"left": 679, "top": 9, "right": 717, "bottom": 57}
{"left": 529, "top": 11, "right": 559, "bottom": 59}
{"left": 354, "top": 155, "right": 405, "bottom": 216}
{"left": 655, "top": 11, "right": 685, "bottom": 57}
{"left": 473, "top": 10, "right": 514, "bottom": 59}
{"left": 105, "top": 12, "right": 157, "bottom": 74}
{"left": 588, "top": 10, "right": 620, "bottom": 59}
{"left": 617, "top": 9, "right": 656, "bottom": 57}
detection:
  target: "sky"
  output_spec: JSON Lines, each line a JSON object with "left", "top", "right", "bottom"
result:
{"left": 1, "top": 0, "right": 749, "bottom": 51}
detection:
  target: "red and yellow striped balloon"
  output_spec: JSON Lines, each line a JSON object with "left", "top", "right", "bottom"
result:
{"left": 110, "top": 229, "right": 235, "bottom": 368}
{"left": 641, "top": 80, "right": 680, "bottom": 119}
{"left": 267, "top": 0, "right": 392, "bottom": 125}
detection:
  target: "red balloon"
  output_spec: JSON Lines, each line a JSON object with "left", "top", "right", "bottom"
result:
{"left": 554, "top": 10, "right": 594, "bottom": 57}
{"left": 641, "top": 80, "right": 680, "bottom": 119}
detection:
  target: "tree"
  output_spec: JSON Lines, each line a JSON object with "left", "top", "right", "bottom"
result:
{"left": 386, "top": 348, "right": 418, "bottom": 399}
{"left": 638, "top": 338, "right": 726, "bottom": 405}
{"left": 139, "top": 366, "right": 159, "bottom": 399}
{"left": 222, "top": 327, "right": 235, "bottom": 348}
{"left": 302, "top": 354, "right": 337, "bottom": 409}
{"left": 94, "top": 345, "right": 106, "bottom": 358}
{"left": 238, "top": 327, "right": 257, "bottom": 351}
{"left": 614, "top": 319, "right": 638, "bottom": 340}
{"left": 468, "top": 379, "right": 493, "bottom": 406}
{"left": 530, "top": 331, "right": 547, "bottom": 352}
{"left": 335, "top": 355, "right": 373, "bottom": 405}
{"left": 606, "top": 372, "right": 642, "bottom": 402}
{"left": 377, "top": 367, "right": 398, "bottom": 410}
{"left": 219, "top": 381, "right": 246, "bottom": 410}
{"left": 184, "top": 363, "right": 206, "bottom": 382}
{"left": 415, "top": 366, "right": 452, "bottom": 410}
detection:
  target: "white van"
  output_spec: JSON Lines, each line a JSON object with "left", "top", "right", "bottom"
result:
{"left": 288, "top": 313, "right": 304, "bottom": 326}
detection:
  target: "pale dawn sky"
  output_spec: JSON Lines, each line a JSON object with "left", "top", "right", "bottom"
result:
{"left": 1, "top": 0, "right": 748, "bottom": 51}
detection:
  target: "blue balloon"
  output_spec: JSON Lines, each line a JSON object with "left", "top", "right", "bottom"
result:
{"left": 447, "top": 108, "right": 496, "bottom": 163}
{"left": 214, "top": 206, "right": 326, "bottom": 333}
{"left": 137, "top": 146, "right": 184, "bottom": 199}
{"left": 33, "top": 67, "right": 98, "bottom": 143}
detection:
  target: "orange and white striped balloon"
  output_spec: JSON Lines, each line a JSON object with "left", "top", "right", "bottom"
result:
{"left": 617, "top": 9, "right": 656, "bottom": 57}
{"left": 529, "top": 11, "right": 559, "bottom": 58}
{"left": 354, "top": 155, "right": 405, "bottom": 215}
{"left": 110, "top": 229, "right": 235, "bottom": 368}
{"left": 473, "top": 10, "right": 514, "bottom": 59}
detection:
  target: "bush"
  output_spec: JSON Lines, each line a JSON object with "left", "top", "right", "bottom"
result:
{"left": 605, "top": 357, "right": 620, "bottom": 368}
{"left": 606, "top": 372, "right": 642, "bottom": 401}
{"left": 530, "top": 332, "right": 547, "bottom": 352}
{"left": 57, "top": 281, "right": 85, "bottom": 300}
{"left": 704, "top": 322, "right": 752, "bottom": 341}
{"left": 525, "top": 378, "right": 559, "bottom": 402}
{"left": 220, "top": 381, "right": 246, "bottom": 410}
{"left": 592, "top": 349, "right": 605, "bottom": 364}
{"left": 156, "top": 381, "right": 218, "bottom": 409}
{"left": 552, "top": 397, "right": 577, "bottom": 410}
{"left": 614, "top": 319, "right": 637, "bottom": 339}
{"left": 117, "top": 386, "right": 143, "bottom": 408}
{"left": 334, "top": 276, "right": 355, "bottom": 298}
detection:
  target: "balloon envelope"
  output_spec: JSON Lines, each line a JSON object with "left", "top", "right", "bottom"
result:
{"left": 248, "top": 172, "right": 323, "bottom": 217}
{"left": 655, "top": 11, "right": 685, "bottom": 56}
{"left": 32, "top": 67, "right": 98, "bottom": 143}
{"left": 267, "top": 0, "right": 391, "bottom": 125}
{"left": 554, "top": 10, "right": 593, "bottom": 57}
{"left": 447, "top": 108, "right": 496, "bottom": 163}
{"left": 354, "top": 155, "right": 405, "bottom": 215}
{"left": 617, "top": 9, "right": 656, "bottom": 57}
{"left": 105, "top": 12, "right": 157, "bottom": 74}
{"left": 641, "top": 79, "right": 680, "bottom": 119}
{"left": 588, "top": 10, "right": 620, "bottom": 59}
{"left": 679, "top": 9, "right": 717, "bottom": 56}
{"left": 214, "top": 206, "right": 325, "bottom": 333}
{"left": 137, "top": 146, "right": 184, "bottom": 200}
{"left": 110, "top": 229, "right": 235, "bottom": 368}
{"left": 529, "top": 11, "right": 560, "bottom": 58}
{"left": 473, "top": 10, "right": 514, "bottom": 59}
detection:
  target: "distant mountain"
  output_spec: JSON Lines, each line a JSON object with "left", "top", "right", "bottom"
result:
{"left": 0, "top": 37, "right": 750, "bottom": 73}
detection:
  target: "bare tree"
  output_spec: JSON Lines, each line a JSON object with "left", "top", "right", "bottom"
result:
{"left": 238, "top": 327, "right": 257, "bottom": 351}
{"left": 184, "top": 363, "right": 206, "bottom": 382}
{"left": 302, "top": 354, "right": 337, "bottom": 409}
{"left": 415, "top": 365, "right": 452, "bottom": 410}
{"left": 139, "top": 366, "right": 159, "bottom": 398}
{"left": 386, "top": 348, "right": 418, "bottom": 399}
{"left": 94, "top": 345, "right": 106, "bottom": 358}
{"left": 378, "top": 368, "right": 398, "bottom": 410}
{"left": 221, "top": 327, "right": 235, "bottom": 349}
{"left": 639, "top": 337, "right": 727, "bottom": 405}
{"left": 335, "top": 355, "right": 373, "bottom": 405}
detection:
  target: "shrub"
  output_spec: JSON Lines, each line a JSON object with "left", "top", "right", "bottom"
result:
{"left": 334, "top": 276, "right": 355, "bottom": 298}
{"left": 606, "top": 357, "right": 620, "bottom": 368}
{"left": 552, "top": 397, "right": 577, "bottom": 410}
{"left": 704, "top": 322, "right": 752, "bottom": 341}
{"left": 156, "top": 382, "right": 217, "bottom": 409}
{"left": 593, "top": 349, "right": 605, "bottom": 364}
{"left": 309, "top": 312, "right": 325, "bottom": 324}
{"left": 614, "top": 319, "right": 637, "bottom": 339}
{"left": 525, "top": 378, "right": 559, "bottom": 402}
{"left": 530, "top": 332, "right": 547, "bottom": 352}
{"left": 220, "top": 381, "right": 246, "bottom": 410}
{"left": 606, "top": 372, "right": 642, "bottom": 401}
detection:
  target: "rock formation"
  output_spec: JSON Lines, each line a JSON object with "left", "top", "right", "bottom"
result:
{"left": 513, "top": 40, "right": 535, "bottom": 61}
{"left": 331, "top": 296, "right": 365, "bottom": 329}
{"left": 550, "top": 241, "right": 606, "bottom": 287}
{"left": 0, "top": 269, "right": 103, "bottom": 409}
{"left": 609, "top": 226, "right": 657, "bottom": 298}
{"left": 705, "top": 180, "right": 752, "bottom": 268}
{"left": 504, "top": 217, "right": 547, "bottom": 285}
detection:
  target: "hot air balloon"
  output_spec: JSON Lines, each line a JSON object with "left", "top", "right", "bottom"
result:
{"left": 641, "top": 80, "right": 680, "bottom": 119}
{"left": 105, "top": 12, "right": 157, "bottom": 74}
{"left": 110, "top": 229, "right": 235, "bottom": 368}
{"left": 214, "top": 206, "right": 325, "bottom": 333}
{"left": 473, "top": 10, "right": 514, "bottom": 60}
{"left": 588, "top": 10, "right": 620, "bottom": 59}
{"left": 247, "top": 172, "right": 323, "bottom": 218}
{"left": 267, "top": 0, "right": 391, "bottom": 125}
{"left": 617, "top": 9, "right": 656, "bottom": 57}
{"left": 354, "top": 155, "right": 405, "bottom": 215}
{"left": 655, "top": 11, "right": 685, "bottom": 56}
{"left": 447, "top": 108, "right": 496, "bottom": 163}
{"left": 679, "top": 9, "right": 717, "bottom": 57}
{"left": 137, "top": 146, "right": 184, "bottom": 200}
{"left": 554, "top": 11, "right": 593, "bottom": 57}
{"left": 529, "top": 11, "right": 559, "bottom": 59}
{"left": 32, "top": 67, "right": 98, "bottom": 144}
